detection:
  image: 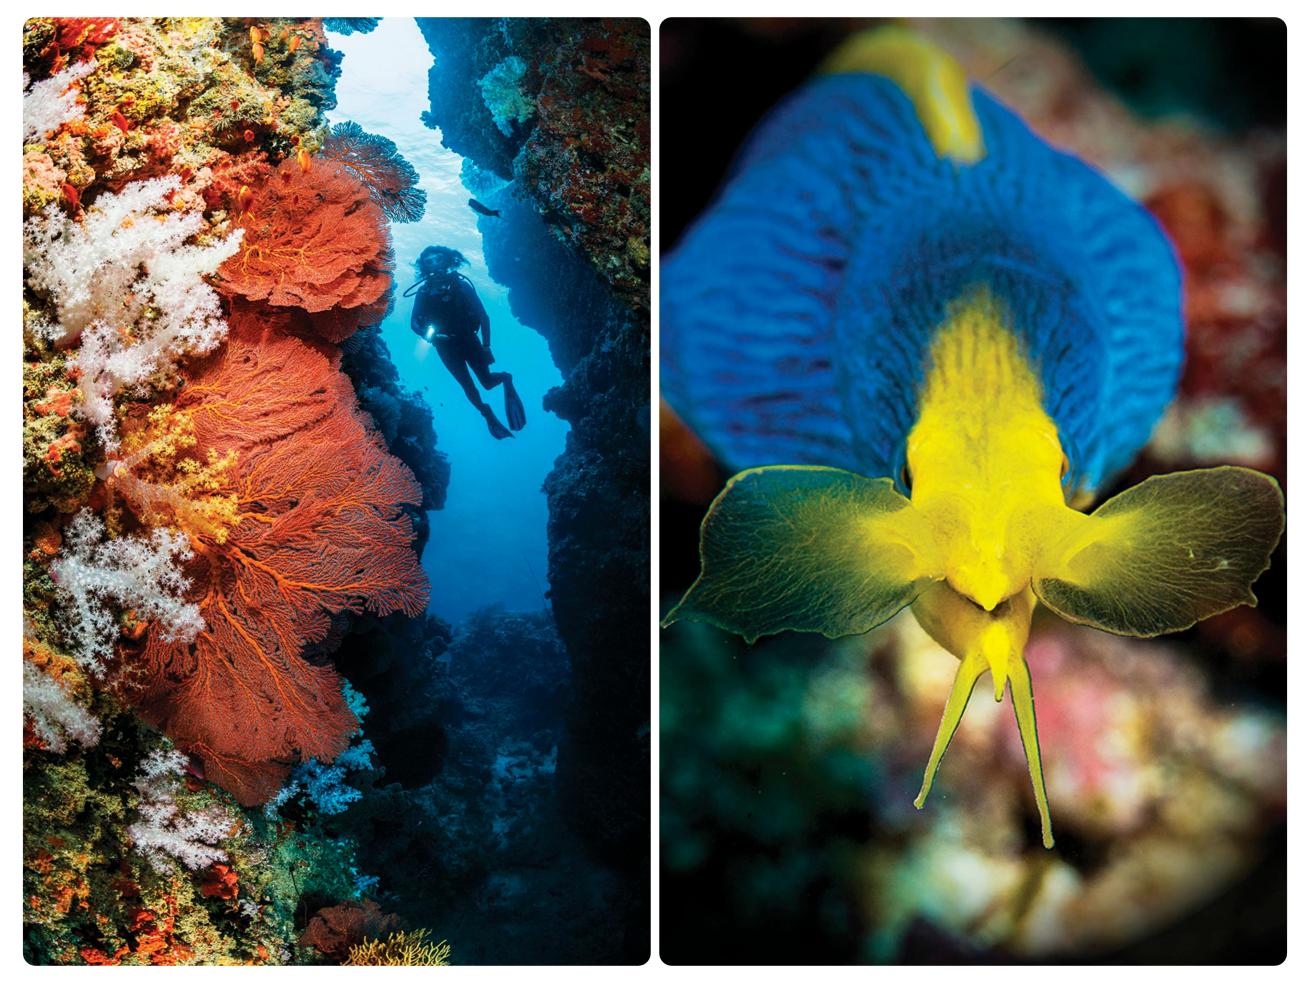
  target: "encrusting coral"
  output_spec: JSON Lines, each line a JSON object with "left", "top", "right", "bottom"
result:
{"left": 23, "top": 17, "right": 436, "bottom": 965}
{"left": 22, "top": 18, "right": 339, "bottom": 220}
{"left": 24, "top": 345, "right": 95, "bottom": 513}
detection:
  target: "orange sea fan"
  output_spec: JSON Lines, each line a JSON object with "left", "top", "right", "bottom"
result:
{"left": 126, "top": 309, "right": 428, "bottom": 805}
{"left": 217, "top": 157, "right": 394, "bottom": 343}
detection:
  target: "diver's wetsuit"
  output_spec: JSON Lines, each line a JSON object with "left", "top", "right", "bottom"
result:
{"left": 411, "top": 272, "right": 522, "bottom": 437}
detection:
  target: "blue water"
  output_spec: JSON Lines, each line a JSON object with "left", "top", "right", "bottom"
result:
{"left": 326, "top": 19, "right": 568, "bottom": 623}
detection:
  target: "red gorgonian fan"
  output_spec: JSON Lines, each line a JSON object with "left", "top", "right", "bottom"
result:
{"left": 300, "top": 900, "right": 400, "bottom": 961}
{"left": 322, "top": 120, "right": 427, "bottom": 223}
{"left": 126, "top": 306, "right": 429, "bottom": 805}
{"left": 217, "top": 156, "right": 394, "bottom": 343}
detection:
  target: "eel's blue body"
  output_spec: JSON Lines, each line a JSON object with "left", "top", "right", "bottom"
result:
{"left": 661, "top": 73, "right": 1183, "bottom": 497}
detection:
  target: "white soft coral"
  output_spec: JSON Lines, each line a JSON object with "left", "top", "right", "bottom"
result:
{"left": 23, "top": 660, "right": 102, "bottom": 753}
{"left": 48, "top": 509, "right": 203, "bottom": 677}
{"left": 478, "top": 56, "right": 535, "bottom": 136}
{"left": 23, "top": 176, "right": 241, "bottom": 447}
{"left": 127, "top": 748, "right": 232, "bottom": 874}
{"left": 23, "top": 59, "right": 95, "bottom": 144}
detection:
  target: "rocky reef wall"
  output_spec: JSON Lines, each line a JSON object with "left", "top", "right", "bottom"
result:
{"left": 337, "top": 609, "right": 636, "bottom": 963}
{"left": 418, "top": 17, "right": 650, "bottom": 961}
{"left": 340, "top": 321, "right": 452, "bottom": 554}
{"left": 419, "top": 17, "right": 649, "bottom": 310}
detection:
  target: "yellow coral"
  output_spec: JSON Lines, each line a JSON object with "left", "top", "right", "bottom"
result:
{"left": 104, "top": 404, "right": 238, "bottom": 543}
{"left": 343, "top": 930, "right": 451, "bottom": 967}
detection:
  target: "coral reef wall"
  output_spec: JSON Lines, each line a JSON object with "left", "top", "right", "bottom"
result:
{"left": 418, "top": 17, "right": 650, "bottom": 961}
{"left": 23, "top": 17, "right": 448, "bottom": 965}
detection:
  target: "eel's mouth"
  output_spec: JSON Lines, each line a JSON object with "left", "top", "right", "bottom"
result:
{"left": 959, "top": 590, "right": 1014, "bottom": 615}
{"left": 952, "top": 585, "right": 1029, "bottom": 623}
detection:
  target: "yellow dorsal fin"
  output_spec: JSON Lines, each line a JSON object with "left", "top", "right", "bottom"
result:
{"left": 819, "top": 25, "right": 984, "bottom": 163}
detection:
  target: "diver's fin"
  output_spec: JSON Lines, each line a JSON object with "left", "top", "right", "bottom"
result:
{"left": 480, "top": 404, "right": 514, "bottom": 440}
{"left": 504, "top": 377, "right": 527, "bottom": 431}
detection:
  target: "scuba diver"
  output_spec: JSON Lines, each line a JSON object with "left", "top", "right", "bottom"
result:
{"left": 407, "top": 245, "right": 526, "bottom": 440}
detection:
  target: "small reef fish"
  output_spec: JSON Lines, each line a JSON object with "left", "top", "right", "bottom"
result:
{"left": 468, "top": 198, "right": 501, "bottom": 217}
{"left": 660, "top": 28, "right": 1285, "bottom": 848}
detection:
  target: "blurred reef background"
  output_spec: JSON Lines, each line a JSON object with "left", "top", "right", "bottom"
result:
{"left": 660, "top": 17, "right": 1285, "bottom": 965}
{"left": 22, "top": 17, "right": 648, "bottom": 965}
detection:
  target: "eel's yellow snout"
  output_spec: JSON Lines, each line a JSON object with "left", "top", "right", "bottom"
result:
{"left": 945, "top": 549, "right": 1019, "bottom": 615}
{"left": 904, "top": 287, "right": 1072, "bottom": 615}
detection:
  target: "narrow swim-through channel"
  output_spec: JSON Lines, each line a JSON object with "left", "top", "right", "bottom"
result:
{"left": 322, "top": 20, "right": 624, "bottom": 964}
{"left": 327, "top": 18, "right": 568, "bottom": 624}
